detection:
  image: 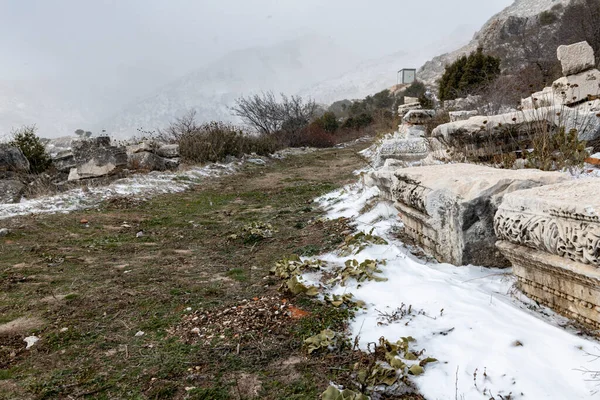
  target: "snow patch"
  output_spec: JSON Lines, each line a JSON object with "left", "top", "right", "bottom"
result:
{"left": 310, "top": 179, "right": 600, "bottom": 399}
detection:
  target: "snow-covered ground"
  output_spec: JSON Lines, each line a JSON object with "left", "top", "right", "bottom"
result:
{"left": 0, "top": 162, "right": 237, "bottom": 220}
{"left": 307, "top": 181, "right": 600, "bottom": 399}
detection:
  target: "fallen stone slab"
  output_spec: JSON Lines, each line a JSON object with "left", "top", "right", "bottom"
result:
{"left": 557, "top": 41, "right": 596, "bottom": 76}
{"left": 495, "top": 179, "right": 600, "bottom": 328}
{"left": 369, "top": 164, "right": 566, "bottom": 267}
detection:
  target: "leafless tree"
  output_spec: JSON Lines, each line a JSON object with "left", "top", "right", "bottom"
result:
{"left": 157, "top": 109, "right": 200, "bottom": 143}
{"left": 231, "top": 91, "right": 318, "bottom": 135}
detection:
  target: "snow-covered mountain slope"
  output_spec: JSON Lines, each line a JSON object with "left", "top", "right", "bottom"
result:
{"left": 99, "top": 35, "right": 360, "bottom": 137}
{"left": 301, "top": 26, "right": 476, "bottom": 104}
{"left": 418, "top": 0, "right": 574, "bottom": 85}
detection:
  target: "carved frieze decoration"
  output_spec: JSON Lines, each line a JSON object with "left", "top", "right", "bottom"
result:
{"left": 494, "top": 209, "right": 600, "bottom": 267}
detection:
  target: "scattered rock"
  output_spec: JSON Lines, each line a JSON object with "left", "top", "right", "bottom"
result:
{"left": 69, "top": 137, "right": 127, "bottom": 181}
{"left": 24, "top": 336, "right": 39, "bottom": 349}
{"left": 128, "top": 152, "right": 166, "bottom": 171}
{"left": 0, "top": 228, "right": 9, "bottom": 237}
{"left": 135, "top": 331, "right": 145, "bottom": 337}
{"left": 0, "top": 180, "right": 25, "bottom": 204}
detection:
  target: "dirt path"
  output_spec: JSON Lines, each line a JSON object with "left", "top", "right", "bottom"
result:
{"left": 0, "top": 143, "right": 416, "bottom": 400}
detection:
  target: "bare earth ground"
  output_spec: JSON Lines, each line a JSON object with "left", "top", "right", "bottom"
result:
{"left": 0, "top": 143, "right": 425, "bottom": 400}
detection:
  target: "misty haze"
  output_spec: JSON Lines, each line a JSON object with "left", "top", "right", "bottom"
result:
{"left": 2, "top": 0, "right": 600, "bottom": 399}
{"left": 0, "top": 0, "right": 511, "bottom": 138}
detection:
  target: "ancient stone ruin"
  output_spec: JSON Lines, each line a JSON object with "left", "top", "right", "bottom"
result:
{"left": 495, "top": 180, "right": 600, "bottom": 329}
{"left": 369, "top": 163, "right": 565, "bottom": 267}
{"left": 431, "top": 41, "right": 600, "bottom": 162}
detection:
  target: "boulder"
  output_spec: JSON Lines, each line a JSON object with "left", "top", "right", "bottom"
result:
{"left": 403, "top": 109, "right": 435, "bottom": 125}
{"left": 156, "top": 144, "right": 179, "bottom": 158}
{"left": 128, "top": 152, "right": 166, "bottom": 171}
{"left": 368, "top": 163, "right": 566, "bottom": 267}
{"left": 0, "top": 179, "right": 25, "bottom": 203}
{"left": 557, "top": 41, "right": 596, "bottom": 76}
{"left": 69, "top": 137, "right": 127, "bottom": 181}
{"left": 0, "top": 145, "right": 30, "bottom": 172}
{"left": 495, "top": 179, "right": 600, "bottom": 329}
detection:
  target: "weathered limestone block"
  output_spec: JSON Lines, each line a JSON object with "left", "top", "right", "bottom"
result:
{"left": 433, "top": 106, "right": 600, "bottom": 158}
{"left": 495, "top": 179, "right": 600, "bottom": 328}
{"left": 403, "top": 109, "right": 435, "bottom": 125}
{"left": 525, "top": 69, "right": 600, "bottom": 108}
{"left": 0, "top": 145, "right": 30, "bottom": 172}
{"left": 557, "top": 41, "right": 596, "bottom": 76}
{"left": 69, "top": 137, "right": 127, "bottom": 181}
{"left": 370, "top": 164, "right": 566, "bottom": 266}
{"left": 449, "top": 110, "right": 478, "bottom": 122}
{"left": 373, "top": 137, "right": 430, "bottom": 168}
{"left": 397, "top": 102, "right": 421, "bottom": 117}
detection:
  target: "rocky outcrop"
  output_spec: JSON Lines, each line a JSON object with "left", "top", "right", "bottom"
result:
{"left": 0, "top": 180, "right": 25, "bottom": 204}
{"left": 68, "top": 137, "right": 127, "bottom": 181}
{"left": 495, "top": 179, "right": 600, "bottom": 328}
{"left": 418, "top": 0, "right": 573, "bottom": 85}
{"left": 369, "top": 163, "right": 566, "bottom": 267}
{"left": 0, "top": 145, "right": 30, "bottom": 172}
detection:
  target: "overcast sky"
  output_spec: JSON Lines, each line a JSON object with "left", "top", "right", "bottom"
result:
{"left": 0, "top": 0, "right": 512, "bottom": 82}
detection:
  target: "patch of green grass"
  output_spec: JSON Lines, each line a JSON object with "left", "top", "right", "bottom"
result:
{"left": 225, "top": 268, "right": 248, "bottom": 282}
{"left": 293, "top": 297, "right": 355, "bottom": 340}
{"left": 0, "top": 369, "right": 14, "bottom": 380}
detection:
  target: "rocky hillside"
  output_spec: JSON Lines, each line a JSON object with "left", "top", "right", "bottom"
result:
{"left": 418, "top": 0, "right": 576, "bottom": 85}
{"left": 99, "top": 35, "right": 359, "bottom": 137}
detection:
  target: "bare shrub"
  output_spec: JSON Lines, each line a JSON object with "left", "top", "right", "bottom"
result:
{"left": 157, "top": 110, "right": 201, "bottom": 143}
{"left": 231, "top": 92, "right": 318, "bottom": 136}
{"left": 178, "top": 122, "right": 279, "bottom": 164}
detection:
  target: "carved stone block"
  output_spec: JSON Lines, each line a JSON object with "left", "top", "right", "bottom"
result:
{"left": 370, "top": 164, "right": 565, "bottom": 267}
{"left": 495, "top": 179, "right": 600, "bottom": 328}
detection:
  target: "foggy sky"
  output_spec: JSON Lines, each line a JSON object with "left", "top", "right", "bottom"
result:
{"left": 1, "top": 0, "right": 511, "bottom": 81}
